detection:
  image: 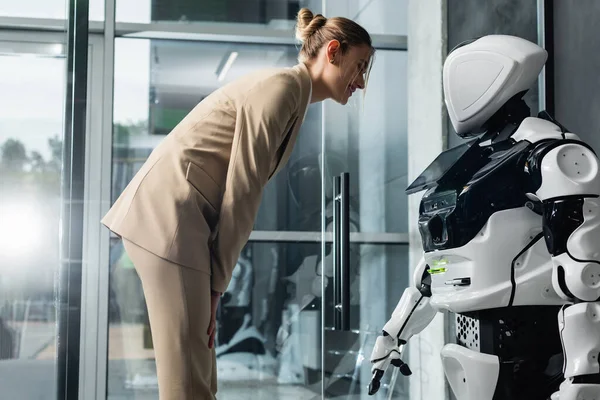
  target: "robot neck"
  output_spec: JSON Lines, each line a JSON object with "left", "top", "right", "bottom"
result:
{"left": 480, "top": 90, "right": 531, "bottom": 143}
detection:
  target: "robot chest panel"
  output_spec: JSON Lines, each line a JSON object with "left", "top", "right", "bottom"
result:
{"left": 418, "top": 140, "right": 533, "bottom": 252}
{"left": 424, "top": 207, "right": 545, "bottom": 314}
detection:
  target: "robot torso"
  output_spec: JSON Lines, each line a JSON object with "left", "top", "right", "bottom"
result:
{"left": 410, "top": 117, "right": 577, "bottom": 314}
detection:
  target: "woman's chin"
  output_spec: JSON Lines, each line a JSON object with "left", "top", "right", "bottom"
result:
{"left": 335, "top": 91, "right": 351, "bottom": 105}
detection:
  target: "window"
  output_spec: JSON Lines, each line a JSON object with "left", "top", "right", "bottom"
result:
{"left": 0, "top": 42, "right": 65, "bottom": 400}
{"left": 0, "top": 0, "right": 105, "bottom": 21}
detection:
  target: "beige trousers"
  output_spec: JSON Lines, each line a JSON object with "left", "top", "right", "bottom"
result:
{"left": 123, "top": 239, "right": 218, "bottom": 400}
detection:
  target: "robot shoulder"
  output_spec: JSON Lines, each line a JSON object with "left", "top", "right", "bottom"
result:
{"left": 511, "top": 117, "right": 568, "bottom": 144}
{"left": 526, "top": 138, "right": 600, "bottom": 200}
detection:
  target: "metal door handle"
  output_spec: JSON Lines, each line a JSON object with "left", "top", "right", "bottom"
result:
{"left": 333, "top": 176, "right": 341, "bottom": 330}
{"left": 333, "top": 172, "right": 350, "bottom": 331}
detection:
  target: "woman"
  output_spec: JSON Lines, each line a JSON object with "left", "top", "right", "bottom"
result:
{"left": 102, "top": 7, "right": 374, "bottom": 400}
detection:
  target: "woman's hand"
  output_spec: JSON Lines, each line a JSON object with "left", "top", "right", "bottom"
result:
{"left": 207, "top": 290, "right": 221, "bottom": 349}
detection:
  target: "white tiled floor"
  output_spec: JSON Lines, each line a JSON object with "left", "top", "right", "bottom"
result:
{"left": 106, "top": 359, "right": 321, "bottom": 400}
{"left": 107, "top": 380, "right": 320, "bottom": 400}
{"left": 218, "top": 381, "right": 319, "bottom": 400}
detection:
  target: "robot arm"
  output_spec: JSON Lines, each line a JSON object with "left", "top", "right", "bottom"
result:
{"left": 531, "top": 140, "right": 600, "bottom": 399}
{"left": 368, "top": 256, "right": 438, "bottom": 395}
{"left": 531, "top": 141, "right": 600, "bottom": 302}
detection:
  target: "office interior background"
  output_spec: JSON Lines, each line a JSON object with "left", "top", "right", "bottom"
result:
{"left": 0, "top": 0, "right": 598, "bottom": 399}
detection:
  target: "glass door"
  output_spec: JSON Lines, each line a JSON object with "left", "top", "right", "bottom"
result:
{"left": 320, "top": 49, "right": 410, "bottom": 399}
{"left": 0, "top": 35, "right": 66, "bottom": 400}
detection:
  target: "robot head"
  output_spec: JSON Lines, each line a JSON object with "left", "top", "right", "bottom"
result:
{"left": 444, "top": 35, "right": 548, "bottom": 138}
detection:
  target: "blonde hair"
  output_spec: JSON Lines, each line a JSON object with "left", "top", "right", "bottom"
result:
{"left": 295, "top": 8, "right": 374, "bottom": 95}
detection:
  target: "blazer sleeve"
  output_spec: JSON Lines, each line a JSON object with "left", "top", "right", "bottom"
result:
{"left": 210, "top": 73, "right": 301, "bottom": 293}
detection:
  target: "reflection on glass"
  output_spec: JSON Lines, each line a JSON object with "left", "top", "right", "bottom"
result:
{"left": 114, "top": 0, "right": 408, "bottom": 36}
{"left": 0, "top": 0, "right": 105, "bottom": 21}
{"left": 0, "top": 51, "right": 64, "bottom": 399}
{"left": 117, "top": 0, "right": 306, "bottom": 26}
{"left": 323, "top": 50, "right": 408, "bottom": 234}
{"left": 107, "top": 239, "right": 409, "bottom": 398}
{"left": 318, "top": 243, "right": 410, "bottom": 399}
{"left": 108, "top": 37, "right": 409, "bottom": 399}
{"left": 326, "top": 0, "right": 408, "bottom": 36}
{"left": 216, "top": 241, "right": 320, "bottom": 398}
{"left": 318, "top": 49, "right": 409, "bottom": 399}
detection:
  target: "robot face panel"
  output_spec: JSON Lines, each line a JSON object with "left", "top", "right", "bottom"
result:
{"left": 444, "top": 35, "right": 548, "bottom": 137}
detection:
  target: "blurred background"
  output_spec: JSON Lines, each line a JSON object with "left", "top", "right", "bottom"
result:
{"left": 0, "top": 0, "right": 598, "bottom": 399}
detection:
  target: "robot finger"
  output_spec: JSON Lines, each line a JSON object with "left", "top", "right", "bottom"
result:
{"left": 368, "top": 369, "right": 385, "bottom": 395}
{"left": 390, "top": 358, "right": 412, "bottom": 376}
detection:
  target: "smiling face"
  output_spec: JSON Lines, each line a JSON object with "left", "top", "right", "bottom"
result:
{"left": 325, "top": 42, "right": 374, "bottom": 105}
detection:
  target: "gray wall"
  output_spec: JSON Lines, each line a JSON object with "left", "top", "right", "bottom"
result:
{"left": 446, "top": 0, "right": 539, "bottom": 149}
{"left": 553, "top": 0, "right": 600, "bottom": 153}
{"left": 444, "top": 0, "right": 600, "bottom": 154}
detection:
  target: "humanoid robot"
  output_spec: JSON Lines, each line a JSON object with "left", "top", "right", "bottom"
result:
{"left": 369, "top": 35, "right": 600, "bottom": 400}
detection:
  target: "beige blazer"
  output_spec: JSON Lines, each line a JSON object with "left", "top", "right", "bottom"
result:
{"left": 102, "top": 63, "right": 312, "bottom": 293}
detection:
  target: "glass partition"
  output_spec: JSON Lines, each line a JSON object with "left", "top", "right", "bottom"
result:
{"left": 0, "top": 0, "right": 105, "bottom": 21}
{"left": 0, "top": 42, "right": 65, "bottom": 399}
{"left": 116, "top": 0, "right": 314, "bottom": 26}
{"left": 320, "top": 49, "right": 410, "bottom": 399}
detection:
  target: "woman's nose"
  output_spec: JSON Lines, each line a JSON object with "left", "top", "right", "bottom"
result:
{"left": 355, "top": 75, "right": 365, "bottom": 89}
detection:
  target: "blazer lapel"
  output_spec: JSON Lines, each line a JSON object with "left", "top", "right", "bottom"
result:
{"left": 270, "top": 63, "right": 312, "bottom": 178}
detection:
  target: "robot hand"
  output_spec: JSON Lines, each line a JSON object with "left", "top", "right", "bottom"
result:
{"left": 368, "top": 333, "right": 412, "bottom": 395}
{"left": 367, "top": 283, "right": 437, "bottom": 395}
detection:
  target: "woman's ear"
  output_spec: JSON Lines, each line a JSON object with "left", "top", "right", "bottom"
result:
{"left": 326, "top": 40, "right": 341, "bottom": 62}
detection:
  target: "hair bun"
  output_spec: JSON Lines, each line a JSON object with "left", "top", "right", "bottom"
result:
{"left": 295, "top": 8, "right": 327, "bottom": 42}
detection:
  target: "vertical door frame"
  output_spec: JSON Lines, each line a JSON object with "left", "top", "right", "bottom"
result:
{"left": 536, "top": 0, "right": 554, "bottom": 115}
{"left": 78, "top": 31, "right": 112, "bottom": 400}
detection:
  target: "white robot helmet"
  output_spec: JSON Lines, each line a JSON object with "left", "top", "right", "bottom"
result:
{"left": 443, "top": 34, "right": 548, "bottom": 137}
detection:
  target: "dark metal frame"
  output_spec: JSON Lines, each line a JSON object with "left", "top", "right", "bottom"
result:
{"left": 0, "top": 17, "right": 408, "bottom": 50}
{"left": 57, "top": 0, "right": 89, "bottom": 397}
{"left": 542, "top": 0, "right": 555, "bottom": 116}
